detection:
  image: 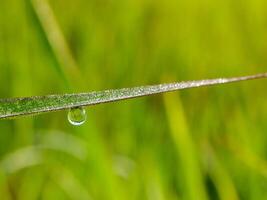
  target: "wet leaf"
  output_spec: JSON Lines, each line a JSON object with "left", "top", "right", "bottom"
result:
{"left": 0, "top": 72, "right": 266, "bottom": 119}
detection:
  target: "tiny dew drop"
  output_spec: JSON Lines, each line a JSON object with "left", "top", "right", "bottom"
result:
{"left": 68, "top": 107, "right": 87, "bottom": 126}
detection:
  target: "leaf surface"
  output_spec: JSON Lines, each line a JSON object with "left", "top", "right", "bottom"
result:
{"left": 1, "top": 72, "right": 266, "bottom": 119}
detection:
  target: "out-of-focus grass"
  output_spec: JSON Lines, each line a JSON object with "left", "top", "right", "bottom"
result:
{"left": 1, "top": 0, "right": 267, "bottom": 199}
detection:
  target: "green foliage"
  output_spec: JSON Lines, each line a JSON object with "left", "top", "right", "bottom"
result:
{"left": 1, "top": 0, "right": 267, "bottom": 199}
{"left": 0, "top": 73, "right": 266, "bottom": 119}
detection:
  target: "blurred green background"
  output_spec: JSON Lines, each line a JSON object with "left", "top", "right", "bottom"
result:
{"left": 1, "top": 0, "right": 267, "bottom": 199}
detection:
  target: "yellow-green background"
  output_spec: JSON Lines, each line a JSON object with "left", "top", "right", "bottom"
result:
{"left": 0, "top": 0, "right": 267, "bottom": 199}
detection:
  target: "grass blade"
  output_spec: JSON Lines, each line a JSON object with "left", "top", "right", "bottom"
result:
{"left": 0, "top": 72, "right": 266, "bottom": 119}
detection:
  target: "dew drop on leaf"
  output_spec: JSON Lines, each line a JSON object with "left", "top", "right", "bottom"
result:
{"left": 68, "top": 107, "right": 87, "bottom": 126}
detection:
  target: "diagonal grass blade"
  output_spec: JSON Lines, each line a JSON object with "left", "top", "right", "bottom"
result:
{"left": 0, "top": 72, "right": 266, "bottom": 119}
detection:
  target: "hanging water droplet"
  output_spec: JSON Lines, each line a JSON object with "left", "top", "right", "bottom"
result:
{"left": 68, "top": 107, "right": 87, "bottom": 126}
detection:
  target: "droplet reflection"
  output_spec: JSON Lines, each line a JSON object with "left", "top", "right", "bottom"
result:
{"left": 68, "top": 107, "right": 87, "bottom": 126}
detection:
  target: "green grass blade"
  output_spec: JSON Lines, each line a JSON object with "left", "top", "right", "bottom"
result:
{"left": 0, "top": 72, "right": 266, "bottom": 119}
{"left": 30, "top": 0, "right": 83, "bottom": 89}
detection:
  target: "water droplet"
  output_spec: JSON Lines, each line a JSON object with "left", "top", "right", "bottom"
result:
{"left": 68, "top": 107, "right": 87, "bottom": 126}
